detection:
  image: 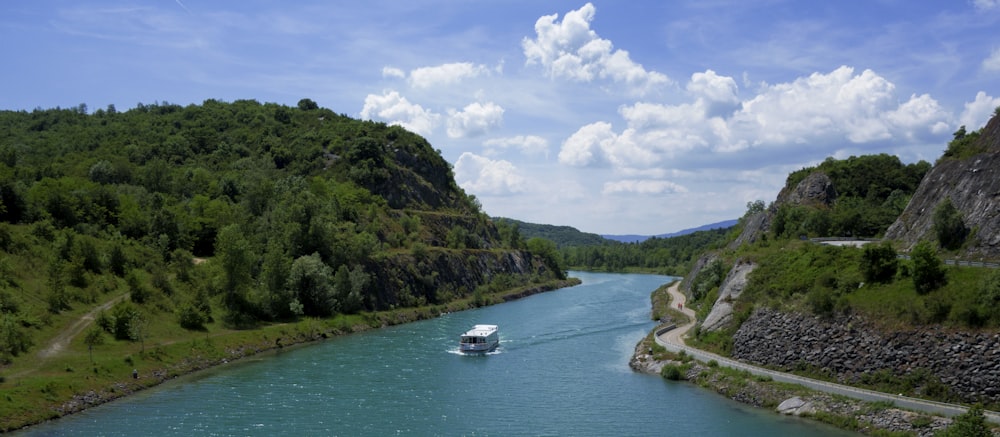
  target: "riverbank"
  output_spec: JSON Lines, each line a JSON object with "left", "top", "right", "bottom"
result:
{"left": 2, "top": 278, "right": 580, "bottom": 432}
{"left": 629, "top": 282, "right": 983, "bottom": 436}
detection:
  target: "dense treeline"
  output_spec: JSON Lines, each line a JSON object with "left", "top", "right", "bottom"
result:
{"left": 773, "top": 154, "right": 930, "bottom": 239}
{"left": 494, "top": 218, "right": 607, "bottom": 248}
{"left": 561, "top": 228, "right": 731, "bottom": 275}
{"left": 0, "top": 99, "right": 555, "bottom": 363}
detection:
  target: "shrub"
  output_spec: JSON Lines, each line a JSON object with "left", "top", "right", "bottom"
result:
{"left": 933, "top": 199, "right": 968, "bottom": 250}
{"left": 861, "top": 242, "right": 898, "bottom": 283}
{"left": 911, "top": 241, "right": 946, "bottom": 294}
{"left": 662, "top": 364, "right": 685, "bottom": 381}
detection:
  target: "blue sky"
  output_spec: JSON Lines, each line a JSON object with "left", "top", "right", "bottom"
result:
{"left": 2, "top": 1, "right": 999, "bottom": 235}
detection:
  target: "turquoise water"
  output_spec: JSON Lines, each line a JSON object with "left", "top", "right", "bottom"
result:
{"left": 22, "top": 272, "right": 855, "bottom": 436}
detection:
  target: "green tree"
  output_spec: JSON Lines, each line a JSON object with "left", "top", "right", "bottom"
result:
{"left": 912, "top": 240, "right": 946, "bottom": 294}
{"left": 933, "top": 199, "right": 967, "bottom": 250}
{"left": 215, "top": 225, "right": 256, "bottom": 324}
{"left": 297, "top": 98, "right": 318, "bottom": 111}
{"left": 288, "top": 253, "right": 335, "bottom": 317}
{"left": 527, "top": 237, "right": 565, "bottom": 280}
{"left": 0, "top": 312, "right": 31, "bottom": 362}
{"left": 744, "top": 199, "right": 766, "bottom": 217}
{"left": 83, "top": 325, "right": 104, "bottom": 363}
{"left": 861, "top": 242, "right": 898, "bottom": 283}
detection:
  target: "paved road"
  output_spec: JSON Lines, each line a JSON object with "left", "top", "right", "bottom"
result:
{"left": 655, "top": 282, "right": 1000, "bottom": 424}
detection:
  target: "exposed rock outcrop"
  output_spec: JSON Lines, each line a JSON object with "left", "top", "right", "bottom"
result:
{"left": 732, "top": 307, "right": 1000, "bottom": 404}
{"left": 366, "top": 249, "right": 549, "bottom": 309}
{"left": 700, "top": 261, "right": 756, "bottom": 332}
{"left": 886, "top": 113, "right": 1000, "bottom": 258}
{"left": 728, "top": 172, "right": 836, "bottom": 248}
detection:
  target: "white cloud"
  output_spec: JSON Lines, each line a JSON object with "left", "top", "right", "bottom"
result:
{"left": 409, "top": 62, "right": 490, "bottom": 89}
{"left": 974, "top": 0, "right": 1000, "bottom": 10}
{"left": 522, "top": 2, "right": 669, "bottom": 95}
{"left": 360, "top": 90, "right": 440, "bottom": 136}
{"left": 687, "top": 70, "right": 739, "bottom": 104}
{"left": 558, "top": 120, "right": 662, "bottom": 169}
{"left": 453, "top": 152, "right": 527, "bottom": 195}
{"left": 729, "top": 66, "right": 900, "bottom": 146}
{"left": 483, "top": 135, "right": 549, "bottom": 157}
{"left": 959, "top": 91, "right": 1000, "bottom": 130}
{"left": 602, "top": 179, "right": 688, "bottom": 195}
{"left": 446, "top": 101, "right": 504, "bottom": 138}
{"left": 983, "top": 48, "right": 1000, "bottom": 72}
{"left": 557, "top": 66, "right": 956, "bottom": 178}
{"left": 885, "top": 94, "right": 951, "bottom": 136}
{"left": 558, "top": 121, "right": 617, "bottom": 167}
{"left": 382, "top": 66, "right": 405, "bottom": 79}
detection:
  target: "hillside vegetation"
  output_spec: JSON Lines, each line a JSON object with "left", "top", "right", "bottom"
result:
{"left": 687, "top": 112, "right": 1000, "bottom": 346}
{"left": 0, "top": 100, "right": 569, "bottom": 429}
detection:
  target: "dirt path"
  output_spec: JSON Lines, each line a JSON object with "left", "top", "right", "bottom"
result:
{"left": 37, "top": 293, "right": 129, "bottom": 359}
{"left": 663, "top": 281, "right": 696, "bottom": 346}
{"left": 654, "top": 282, "right": 1000, "bottom": 423}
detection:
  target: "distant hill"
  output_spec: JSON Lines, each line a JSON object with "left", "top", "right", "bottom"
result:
{"left": 602, "top": 219, "right": 739, "bottom": 243}
{"left": 493, "top": 217, "right": 608, "bottom": 248}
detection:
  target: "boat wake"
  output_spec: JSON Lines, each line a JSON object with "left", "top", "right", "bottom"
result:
{"left": 446, "top": 347, "right": 502, "bottom": 356}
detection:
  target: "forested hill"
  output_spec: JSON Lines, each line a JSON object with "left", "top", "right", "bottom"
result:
{"left": 0, "top": 99, "right": 565, "bottom": 362}
{"left": 494, "top": 217, "right": 608, "bottom": 248}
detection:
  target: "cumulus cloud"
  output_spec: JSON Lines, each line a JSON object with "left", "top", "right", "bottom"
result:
{"left": 959, "top": 91, "right": 1000, "bottom": 130}
{"left": 409, "top": 62, "right": 491, "bottom": 88}
{"left": 558, "top": 121, "right": 618, "bottom": 166}
{"left": 731, "top": 66, "right": 899, "bottom": 146}
{"left": 983, "top": 48, "right": 1000, "bottom": 72}
{"left": 360, "top": 90, "right": 440, "bottom": 136}
{"left": 382, "top": 66, "right": 405, "bottom": 79}
{"left": 522, "top": 2, "right": 669, "bottom": 95}
{"left": 447, "top": 101, "right": 504, "bottom": 138}
{"left": 483, "top": 135, "right": 549, "bottom": 157}
{"left": 453, "top": 152, "right": 527, "bottom": 195}
{"left": 885, "top": 94, "right": 951, "bottom": 136}
{"left": 687, "top": 70, "right": 739, "bottom": 104}
{"left": 558, "top": 120, "right": 661, "bottom": 169}
{"left": 602, "top": 179, "right": 688, "bottom": 195}
{"left": 557, "top": 66, "right": 955, "bottom": 177}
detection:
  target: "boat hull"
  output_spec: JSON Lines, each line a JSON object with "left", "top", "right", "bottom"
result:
{"left": 459, "top": 341, "right": 499, "bottom": 353}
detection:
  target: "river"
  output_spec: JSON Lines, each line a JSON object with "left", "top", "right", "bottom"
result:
{"left": 20, "top": 272, "right": 855, "bottom": 436}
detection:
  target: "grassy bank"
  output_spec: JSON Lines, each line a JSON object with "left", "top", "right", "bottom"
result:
{"left": 0, "top": 278, "right": 579, "bottom": 431}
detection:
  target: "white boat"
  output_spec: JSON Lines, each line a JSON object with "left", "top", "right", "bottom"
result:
{"left": 459, "top": 324, "right": 499, "bottom": 353}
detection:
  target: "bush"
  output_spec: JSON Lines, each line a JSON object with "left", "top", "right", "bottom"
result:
{"left": 861, "top": 242, "right": 898, "bottom": 283}
{"left": 937, "top": 404, "right": 990, "bottom": 437}
{"left": 662, "top": 364, "right": 685, "bottom": 381}
{"left": 911, "top": 241, "right": 946, "bottom": 294}
{"left": 933, "top": 199, "right": 968, "bottom": 250}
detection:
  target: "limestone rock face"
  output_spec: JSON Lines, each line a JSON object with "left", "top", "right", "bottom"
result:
{"left": 700, "top": 261, "right": 756, "bottom": 332}
{"left": 775, "top": 171, "right": 837, "bottom": 208}
{"left": 729, "top": 172, "right": 836, "bottom": 248}
{"left": 885, "top": 114, "right": 1000, "bottom": 258}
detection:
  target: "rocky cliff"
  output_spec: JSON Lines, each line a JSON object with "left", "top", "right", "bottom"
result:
{"left": 728, "top": 171, "right": 836, "bottom": 248}
{"left": 700, "top": 261, "right": 756, "bottom": 332}
{"left": 886, "top": 113, "right": 1000, "bottom": 258}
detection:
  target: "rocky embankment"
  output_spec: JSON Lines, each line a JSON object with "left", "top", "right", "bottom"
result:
{"left": 629, "top": 335, "right": 955, "bottom": 436}
{"left": 733, "top": 307, "right": 1000, "bottom": 404}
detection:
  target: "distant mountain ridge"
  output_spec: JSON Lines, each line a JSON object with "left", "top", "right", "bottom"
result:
{"left": 602, "top": 219, "right": 738, "bottom": 243}
{"left": 496, "top": 217, "right": 739, "bottom": 247}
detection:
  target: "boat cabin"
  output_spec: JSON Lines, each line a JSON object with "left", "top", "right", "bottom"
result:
{"left": 459, "top": 324, "right": 499, "bottom": 353}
